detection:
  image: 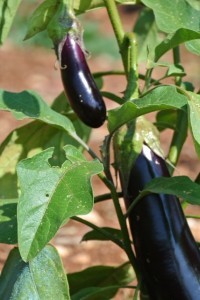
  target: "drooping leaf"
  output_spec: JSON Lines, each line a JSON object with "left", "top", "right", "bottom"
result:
{"left": 82, "top": 227, "right": 123, "bottom": 242}
{"left": 0, "top": 89, "right": 75, "bottom": 135}
{"left": 17, "top": 146, "right": 103, "bottom": 261}
{"left": 134, "top": 8, "right": 160, "bottom": 62}
{"left": 0, "top": 0, "right": 22, "bottom": 44}
{"left": 68, "top": 262, "right": 135, "bottom": 299}
{"left": 0, "top": 246, "right": 70, "bottom": 299}
{"left": 141, "top": 0, "right": 200, "bottom": 55}
{"left": 154, "top": 29, "right": 200, "bottom": 62}
{"left": 108, "top": 86, "right": 187, "bottom": 133}
{"left": 24, "top": 0, "right": 59, "bottom": 40}
{"left": 0, "top": 199, "right": 18, "bottom": 244}
{"left": 141, "top": 176, "right": 200, "bottom": 205}
{"left": 187, "top": 92, "right": 200, "bottom": 158}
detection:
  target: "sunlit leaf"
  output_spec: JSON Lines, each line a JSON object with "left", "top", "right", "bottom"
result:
{"left": 141, "top": 0, "right": 200, "bottom": 55}
{"left": 17, "top": 146, "right": 103, "bottom": 261}
{"left": 141, "top": 176, "right": 200, "bottom": 205}
{"left": 108, "top": 86, "right": 187, "bottom": 133}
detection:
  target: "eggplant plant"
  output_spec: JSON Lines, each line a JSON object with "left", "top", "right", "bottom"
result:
{"left": 0, "top": 0, "right": 200, "bottom": 299}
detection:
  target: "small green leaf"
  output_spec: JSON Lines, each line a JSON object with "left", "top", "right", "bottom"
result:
{"left": 68, "top": 262, "right": 135, "bottom": 298}
{"left": 24, "top": 0, "right": 59, "bottom": 40}
{"left": 0, "top": 199, "right": 17, "bottom": 244}
{"left": 0, "top": 246, "right": 70, "bottom": 299}
{"left": 82, "top": 227, "right": 122, "bottom": 242}
{"left": 142, "top": 176, "right": 200, "bottom": 205}
{"left": 108, "top": 86, "right": 187, "bottom": 133}
{"left": 187, "top": 92, "right": 200, "bottom": 158}
{"left": 0, "top": 0, "right": 22, "bottom": 44}
{"left": 166, "top": 64, "right": 186, "bottom": 77}
{"left": 17, "top": 146, "right": 103, "bottom": 261}
{"left": 155, "top": 110, "right": 178, "bottom": 131}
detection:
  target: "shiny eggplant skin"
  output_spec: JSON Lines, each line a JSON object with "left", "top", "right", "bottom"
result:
{"left": 126, "top": 144, "right": 200, "bottom": 300}
{"left": 60, "top": 34, "right": 106, "bottom": 128}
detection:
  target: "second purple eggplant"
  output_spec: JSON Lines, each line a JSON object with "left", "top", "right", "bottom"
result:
{"left": 125, "top": 144, "right": 200, "bottom": 300}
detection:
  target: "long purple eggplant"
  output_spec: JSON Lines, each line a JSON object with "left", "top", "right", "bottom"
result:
{"left": 125, "top": 144, "right": 200, "bottom": 299}
{"left": 58, "top": 34, "right": 106, "bottom": 128}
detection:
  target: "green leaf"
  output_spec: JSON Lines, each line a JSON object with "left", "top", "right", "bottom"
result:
{"left": 187, "top": 92, "right": 200, "bottom": 158}
{"left": 71, "top": 286, "right": 126, "bottom": 300}
{"left": 0, "top": 199, "right": 17, "bottom": 244}
{"left": 166, "top": 64, "right": 186, "bottom": 77}
{"left": 0, "top": 245, "right": 70, "bottom": 299}
{"left": 82, "top": 227, "right": 122, "bottom": 242}
{"left": 68, "top": 262, "right": 135, "bottom": 298}
{"left": 141, "top": 0, "right": 200, "bottom": 55}
{"left": 134, "top": 8, "right": 160, "bottom": 62}
{"left": 154, "top": 29, "right": 200, "bottom": 62}
{"left": 0, "top": 0, "right": 22, "bottom": 44}
{"left": 142, "top": 176, "right": 200, "bottom": 205}
{"left": 108, "top": 86, "right": 187, "bottom": 133}
{"left": 0, "top": 89, "right": 75, "bottom": 135}
{"left": 0, "top": 91, "right": 91, "bottom": 198}
{"left": 155, "top": 110, "right": 177, "bottom": 131}
{"left": 17, "top": 146, "right": 103, "bottom": 261}
{"left": 24, "top": 0, "right": 59, "bottom": 40}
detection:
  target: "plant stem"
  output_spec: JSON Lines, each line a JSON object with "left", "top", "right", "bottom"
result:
{"left": 72, "top": 216, "right": 123, "bottom": 248}
{"left": 94, "top": 191, "right": 123, "bottom": 203}
{"left": 98, "top": 173, "right": 141, "bottom": 279}
{"left": 103, "top": 0, "right": 124, "bottom": 49}
{"left": 167, "top": 107, "right": 188, "bottom": 174}
{"left": 124, "top": 32, "right": 139, "bottom": 100}
{"left": 103, "top": 0, "right": 128, "bottom": 75}
{"left": 167, "top": 46, "right": 187, "bottom": 174}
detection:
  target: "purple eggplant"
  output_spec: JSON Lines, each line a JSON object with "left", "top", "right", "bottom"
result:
{"left": 58, "top": 34, "right": 106, "bottom": 128}
{"left": 125, "top": 144, "right": 200, "bottom": 300}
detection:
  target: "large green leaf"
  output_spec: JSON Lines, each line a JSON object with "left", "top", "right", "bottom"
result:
{"left": 0, "top": 92, "right": 91, "bottom": 198}
{"left": 17, "top": 146, "right": 103, "bottom": 261}
{"left": 187, "top": 92, "right": 200, "bottom": 158}
{"left": 108, "top": 86, "right": 187, "bottom": 133}
{"left": 0, "top": 199, "right": 17, "bottom": 244}
{"left": 24, "top": 0, "right": 59, "bottom": 40}
{"left": 0, "top": 0, "right": 22, "bottom": 44}
{"left": 68, "top": 262, "right": 135, "bottom": 299}
{"left": 0, "top": 246, "right": 70, "bottom": 299}
{"left": 0, "top": 89, "right": 75, "bottom": 135}
{"left": 141, "top": 0, "right": 200, "bottom": 55}
{"left": 140, "top": 176, "right": 200, "bottom": 205}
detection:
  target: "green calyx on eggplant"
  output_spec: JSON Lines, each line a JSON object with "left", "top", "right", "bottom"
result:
{"left": 56, "top": 33, "right": 106, "bottom": 128}
{"left": 125, "top": 144, "right": 200, "bottom": 300}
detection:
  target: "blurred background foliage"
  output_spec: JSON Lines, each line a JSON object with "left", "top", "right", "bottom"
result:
{"left": 9, "top": 0, "right": 120, "bottom": 59}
